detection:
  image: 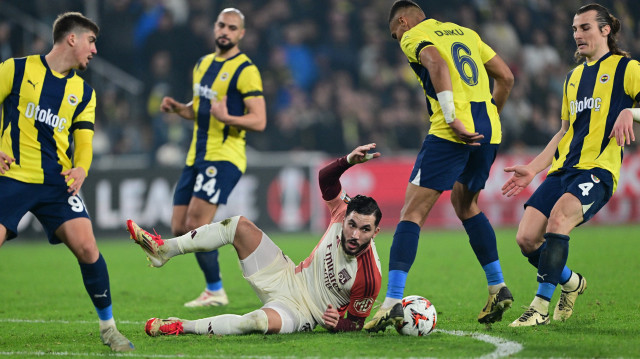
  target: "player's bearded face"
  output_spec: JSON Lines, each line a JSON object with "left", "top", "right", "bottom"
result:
{"left": 215, "top": 36, "right": 236, "bottom": 51}
{"left": 341, "top": 212, "right": 378, "bottom": 256}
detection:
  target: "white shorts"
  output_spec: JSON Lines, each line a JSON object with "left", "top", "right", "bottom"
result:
{"left": 241, "top": 233, "right": 316, "bottom": 333}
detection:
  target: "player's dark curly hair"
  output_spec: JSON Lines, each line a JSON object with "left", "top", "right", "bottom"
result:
{"left": 346, "top": 195, "right": 382, "bottom": 227}
{"left": 52, "top": 12, "right": 99, "bottom": 44}
{"left": 388, "top": 0, "right": 422, "bottom": 23}
{"left": 574, "top": 3, "right": 629, "bottom": 62}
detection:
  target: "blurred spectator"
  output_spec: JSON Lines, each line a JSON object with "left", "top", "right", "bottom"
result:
{"left": 522, "top": 29, "right": 561, "bottom": 77}
{"left": 4, "top": 0, "right": 638, "bottom": 161}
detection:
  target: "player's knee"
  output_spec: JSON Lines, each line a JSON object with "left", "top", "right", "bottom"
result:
{"left": 234, "top": 216, "right": 260, "bottom": 241}
{"left": 515, "top": 232, "right": 540, "bottom": 254}
{"left": 243, "top": 309, "right": 268, "bottom": 334}
{"left": 73, "top": 241, "right": 100, "bottom": 263}
{"left": 546, "top": 213, "right": 569, "bottom": 234}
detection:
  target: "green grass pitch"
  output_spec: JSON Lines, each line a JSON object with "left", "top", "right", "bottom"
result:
{"left": 1, "top": 225, "right": 639, "bottom": 358}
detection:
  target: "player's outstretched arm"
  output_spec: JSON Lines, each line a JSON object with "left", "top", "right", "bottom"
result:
{"left": 160, "top": 96, "right": 195, "bottom": 120}
{"left": 346, "top": 143, "right": 380, "bottom": 165}
{"left": 502, "top": 120, "right": 568, "bottom": 197}
{"left": 319, "top": 143, "right": 380, "bottom": 201}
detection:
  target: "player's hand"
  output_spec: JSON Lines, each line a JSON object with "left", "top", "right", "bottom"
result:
{"left": 347, "top": 143, "right": 380, "bottom": 164}
{"left": 210, "top": 95, "right": 231, "bottom": 123}
{"left": 160, "top": 96, "right": 180, "bottom": 113}
{"left": 0, "top": 151, "right": 15, "bottom": 174}
{"left": 322, "top": 304, "right": 340, "bottom": 329}
{"left": 62, "top": 167, "right": 87, "bottom": 196}
{"left": 609, "top": 109, "right": 635, "bottom": 147}
{"left": 502, "top": 165, "right": 535, "bottom": 197}
{"left": 448, "top": 118, "right": 484, "bottom": 146}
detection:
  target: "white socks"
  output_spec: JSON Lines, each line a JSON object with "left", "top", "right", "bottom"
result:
{"left": 381, "top": 297, "right": 401, "bottom": 309}
{"left": 531, "top": 296, "right": 550, "bottom": 313}
{"left": 99, "top": 318, "right": 116, "bottom": 330}
{"left": 488, "top": 282, "right": 506, "bottom": 295}
{"left": 188, "top": 309, "right": 269, "bottom": 335}
{"left": 163, "top": 216, "right": 241, "bottom": 258}
{"left": 561, "top": 272, "right": 580, "bottom": 291}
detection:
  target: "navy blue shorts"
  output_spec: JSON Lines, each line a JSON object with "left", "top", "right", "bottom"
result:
{"left": 0, "top": 176, "right": 90, "bottom": 243}
{"left": 525, "top": 168, "right": 613, "bottom": 225}
{"left": 173, "top": 161, "right": 242, "bottom": 206}
{"left": 409, "top": 135, "right": 499, "bottom": 192}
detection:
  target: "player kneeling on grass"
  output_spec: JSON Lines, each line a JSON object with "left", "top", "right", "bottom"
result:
{"left": 127, "top": 144, "right": 383, "bottom": 335}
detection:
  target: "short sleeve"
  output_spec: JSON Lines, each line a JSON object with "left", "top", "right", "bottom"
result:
{"left": 624, "top": 59, "right": 640, "bottom": 103}
{"left": 237, "top": 64, "right": 263, "bottom": 100}
{"left": 0, "top": 58, "right": 15, "bottom": 102}
{"left": 400, "top": 27, "right": 433, "bottom": 64}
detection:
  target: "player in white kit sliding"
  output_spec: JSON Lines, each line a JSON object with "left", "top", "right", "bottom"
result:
{"left": 127, "top": 144, "right": 383, "bottom": 335}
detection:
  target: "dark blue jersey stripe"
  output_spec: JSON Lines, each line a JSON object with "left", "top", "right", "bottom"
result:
{"left": 410, "top": 62, "right": 436, "bottom": 116}
{"left": 72, "top": 82, "right": 93, "bottom": 121}
{"left": 67, "top": 82, "right": 95, "bottom": 161}
{"left": 227, "top": 62, "right": 251, "bottom": 116}
{"left": 195, "top": 60, "right": 224, "bottom": 162}
{"left": 415, "top": 41, "right": 433, "bottom": 63}
{"left": 564, "top": 63, "right": 599, "bottom": 169}
{"left": 242, "top": 90, "right": 263, "bottom": 98}
{"left": 470, "top": 101, "right": 491, "bottom": 144}
{"left": 39, "top": 69, "right": 66, "bottom": 185}
{"left": 8, "top": 58, "right": 25, "bottom": 164}
{"left": 223, "top": 61, "right": 252, "bottom": 143}
{"left": 600, "top": 58, "right": 632, "bottom": 158}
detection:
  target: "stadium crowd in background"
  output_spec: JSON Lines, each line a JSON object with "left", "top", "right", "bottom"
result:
{"left": 1, "top": 0, "right": 639, "bottom": 165}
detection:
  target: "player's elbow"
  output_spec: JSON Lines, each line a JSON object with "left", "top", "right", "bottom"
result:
{"left": 254, "top": 119, "right": 266, "bottom": 132}
{"left": 497, "top": 70, "right": 514, "bottom": 91}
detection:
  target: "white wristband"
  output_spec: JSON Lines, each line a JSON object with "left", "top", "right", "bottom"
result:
{"left": 629, "top": 108, "right": 640, "bottom": 123}
{"left": 436, "top": 90, "right": 455, "bottom": 124}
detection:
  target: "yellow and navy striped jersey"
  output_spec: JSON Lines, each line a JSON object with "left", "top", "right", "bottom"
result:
{"left": 0, "top": 55, "right": 96, "bottom": 185}
{"left": 401, "top": 19, "right": 501, "bottom": 144}
{"left": 551, "top": 53, "right": 640, "bottom": 192}
{"left": 186, "top": 52, "right": 263, "bottom": 172}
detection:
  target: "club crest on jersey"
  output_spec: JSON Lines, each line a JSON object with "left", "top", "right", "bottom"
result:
{"left": 353, "top": 297, "right": 374, "bottom": 314}
{"left": 67, "top": 94, "right": 79, "bottom": 106}
{"left": 338, "top": 268, "right": 351, "bottom": 284}
{"left": 206, "top": 166, "right": 218, "bottom": 177}
{"left": 591, "top": 174, "right": 600, "bottom": 183}
{"left": 599, "top": 74, "right": 610, "bottom": 84}
{"left": 220, "top": 72, "right": 229, "bottom": 81}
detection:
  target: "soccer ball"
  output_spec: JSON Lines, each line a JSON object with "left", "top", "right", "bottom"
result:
{"left": 395, "top": 295, "right": 437, "bottom": 336}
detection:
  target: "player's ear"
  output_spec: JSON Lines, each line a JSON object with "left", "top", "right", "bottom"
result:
{"left": 67, "top": 32, "right": 76, "bottom": 46}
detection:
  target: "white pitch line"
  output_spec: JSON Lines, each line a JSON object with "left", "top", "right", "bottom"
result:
{"left": 0, "top": 319, "right": 523, "bottom": 358}
{"left": 436, "top": 329, "right": 523, "bottom": 358}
